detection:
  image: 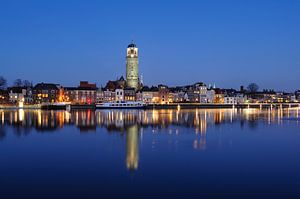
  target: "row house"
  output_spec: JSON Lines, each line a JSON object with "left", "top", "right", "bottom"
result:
{"left": 64, "top": 87, "right": 97, "bottom": 104}
{"left": 124, "top": 88, "right": 136, "bottom": 101}
{"left": 275, "top": 92, "right": 296, "bottom": 103}
{"left": 213, "top": 88, "right": 225, "bottom": 103}
{"left": 7, "top": 87, "right": 31, "bottom": 104}
{"left": 206, "top": 89, "right": 215, "bottom": 103}
{"left": 33, "top": 83, "right": 62, "bottom": 104}
{"left": 172, "top": 91, "right": 185, "bottom": 102}
{"left": 224, "top": 94, "right": 246, "bottom": 104}
{"left": 64, "top": 81, "right": 97, "bottom": 104}
{"left": 186, "top": 90, "right": 199, "bottom": 102}
{"left": 107, "top": 88, "right": 137, "bottom": 102}
{"left": 140, "top": 86, "right": 159, "bottom": 104}
{"left": 223, "top": 89, "right": 247, "bottom": 104}
{"left": 115, "top": 89, "right": 124, "bottom": 102}
{"left": 97, "top": 89, "right": 115, "bottom": 102}
{"left": 245, "top": 91, "right": 276, "bottom": 103}
{"left": 158, "top": 85, "right": 169, "bottom": 104}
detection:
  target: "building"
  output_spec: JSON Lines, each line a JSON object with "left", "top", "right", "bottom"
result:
{"left": 115, "top": 89, "right": 124, "bottom": 102}
{"left": 126, "top": 42, "right": 139, "bottom": 90}
{"left": 64, "top": 81, "right": 97, "bottom": 104}
{"left": 124, "top": 88, "right": 136, "bottom": 101}
{"left": 141, "top": 86, "right": 159, "bottom": 104}
{"left": 186, "top": 90, "right": 199, "bottom": 102}
{"left": 245, "top": 91, "right": 276, "bottom": 103}
{"left": 98, "top": 89, "right": 116, "bottom": 102}
{"left": 223, "top": 89, "right": 246, "bottom": 104}
{"left": 33, "top": 83, "right": 61, "bottom": 104}
{"left": 213, "top": 88, "right": 224, "bottom": 103}
{"left": 8, "top": 87, "right": 27, "bottom": 104}
{"left": 275, "top": 92, "right": 296, "bottom": 103}
{"left": 0, "top": 90, "right": 9, "bottom": 104}
{"left": 172, "top": 91, "right": 185, "bottom": 102}
{"left": 104, "top": 77, "right": 126, "bottom": 91}
{"left": 224, "top": 96, "right": 237, "bottom": 104}
{"left": 79, "top": 81, "right": 96, "bottom": 89}
{"left": 158, "top": 85, "right": 169, "bottom": 104}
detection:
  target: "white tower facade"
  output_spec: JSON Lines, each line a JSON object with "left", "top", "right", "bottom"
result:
{"left": 126, "top": 43, "right": 139, "bottom": 89}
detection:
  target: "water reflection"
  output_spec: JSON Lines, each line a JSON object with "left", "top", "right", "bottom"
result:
{"left": 126, "top": 125, "right": 139, "bottom": 170}
{"left": 0, "top": 108, "right": 299, "bottom": 134}
{"left": 0, "top": 108, "right": 299, "bottom": 170}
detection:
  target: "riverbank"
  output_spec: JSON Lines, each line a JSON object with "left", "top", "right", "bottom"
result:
{"left": 0, "top": 104, "right": 41, "bottom": 109}
{"left": 1, "top": 103, "right": 300, "bottom": 110}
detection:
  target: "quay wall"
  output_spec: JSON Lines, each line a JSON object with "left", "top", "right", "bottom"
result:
{"left": 1, "top": 103, "right": 299, "bottom": 110}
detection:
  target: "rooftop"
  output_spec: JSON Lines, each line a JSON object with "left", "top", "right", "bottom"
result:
{"left": 127, "top": 43, "right": 137, "bottom": 48}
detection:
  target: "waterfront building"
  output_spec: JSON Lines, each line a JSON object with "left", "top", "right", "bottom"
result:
{"left": 172, "top": 91, "right": 185, "bottom": 102}
{"left": 223, "top": 89, "right": 246, "bottom": 104}
{"left": 97, "top": 88, "right": 116, "bottom": 102}
{"left": 213, "top": 89, "right": 224, "bottom": 103}
{"left": 141, "top": 86, "right": 159, "bottom": 104}
{"left": 8, "top": 87, "right": 27, "bottom": 104}
{"left": 115, "top": 89, "right": 124, "bottom": 102}
{"left": 168, "top": 92, "right": 174, "bottom": 103}
{"left": 126, "top": 42, "right": 139, "bottom": 90}
{"left": 194, "top": 82, "right": 207, "bottom": 95}
{"left": 124, "top": 88, "right": 136, "bottom": 101}
{"left": 158, "top": 85, "right": 169, "bottom": 104}
{"left": 275, "top": 92, "right": 296, "bottom": 103}
{"left": 0, "top": 89, "right": 9, "bottom": 104}
{"left": 33, "top": 83, "right": 61, "bottom": 104}
{"left": 104, "top": 90, "right": 115, "bottom": 102}
{"left": 96, "top": 88, "right": 105, "bottom": 103}
{"left": 246, "top": 91, "right": 276, "bottom": 103}
{"left": 136, "top": 91, "right": 143, "bottom": 102}
{"left": 64, "top": 81, "right": 97, "bottom": 104}
{"left": 224, "top": 96, "right": 237, "bottom": 104}
{"left": 205, "top": 89, "right": 215, "bottom": 103}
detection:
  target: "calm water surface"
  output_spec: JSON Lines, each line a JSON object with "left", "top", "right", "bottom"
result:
{"left": 0, "top": 108, "right": 300, "bottom": 199}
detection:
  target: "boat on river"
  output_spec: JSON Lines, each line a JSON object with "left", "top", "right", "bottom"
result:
{"left": 96, "top": 101, "right": 146, "bottom": 109}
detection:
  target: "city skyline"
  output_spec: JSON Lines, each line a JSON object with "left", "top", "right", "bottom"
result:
{"left": 1, "top": 1, "right": 300, "bottom": 91}
{"left": 1, "top": 2, "right": 300, "bottom": 198}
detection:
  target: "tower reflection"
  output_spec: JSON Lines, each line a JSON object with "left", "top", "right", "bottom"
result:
{"left": 126, "top": 125, "right": 139, "bottom": 170}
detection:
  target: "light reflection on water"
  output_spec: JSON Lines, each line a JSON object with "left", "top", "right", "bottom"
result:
{"left": 0, "top": 108, "right": 299, "bottom": 170}
{"left": 0, "top": 108, "right": 299, "bottom": 132}
{"left": 0, "top": 108, "right": 300, "bottom": 198}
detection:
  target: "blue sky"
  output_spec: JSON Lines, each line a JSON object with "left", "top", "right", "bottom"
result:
{"left": 0, "top": 0, "right": 299, "bottom": 91}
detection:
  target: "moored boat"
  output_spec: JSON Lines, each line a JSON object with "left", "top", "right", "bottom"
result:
{"left": 96, "top": 101, "right": 146, "bottom": 109}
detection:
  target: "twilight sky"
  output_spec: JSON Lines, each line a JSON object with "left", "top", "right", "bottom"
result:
{"left": 0, "top": 0, "right": 299, "bottom": 91}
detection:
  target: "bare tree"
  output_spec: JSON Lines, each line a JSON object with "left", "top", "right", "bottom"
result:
{"left": 247, "top": 83, "right": 259, "bottom": 93}
{"left": 23, "top": 80, "right": 32, "bottom": 87}
{"left": 0, "top": 76, "right": 7, "bottom": 90}
{"left": 14, "top": 79, "right": 23, "bottom": 87}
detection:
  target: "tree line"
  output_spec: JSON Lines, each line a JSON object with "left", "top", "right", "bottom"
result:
{"left": 0, "top": 76, "right": 33, "bottom": 90}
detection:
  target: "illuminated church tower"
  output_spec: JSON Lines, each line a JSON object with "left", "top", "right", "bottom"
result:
{"left": 126, "top": 42, "right": 139, "bottom": 90}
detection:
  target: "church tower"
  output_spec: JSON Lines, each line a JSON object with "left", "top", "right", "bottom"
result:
{"left": 126, "top": 42, "right": 139, "bottom": 90}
